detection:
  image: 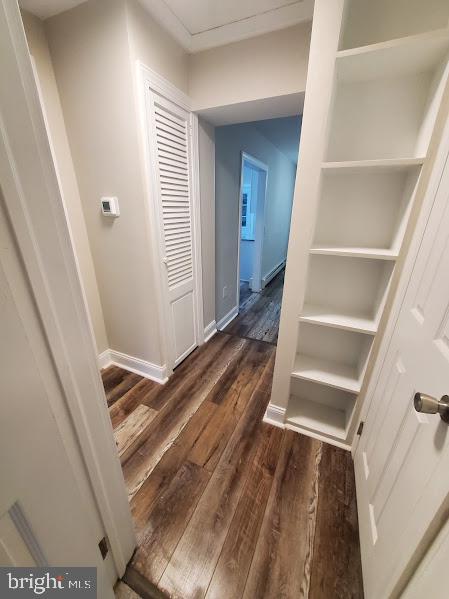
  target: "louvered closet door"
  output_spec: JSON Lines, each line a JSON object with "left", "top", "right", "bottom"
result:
{"left": 149, "top": 91, "right": 197, "bottom": 367}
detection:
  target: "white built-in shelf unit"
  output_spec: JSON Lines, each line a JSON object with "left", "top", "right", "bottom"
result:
{"left": 268, "top": 0, "right": 449, "bottom": 449}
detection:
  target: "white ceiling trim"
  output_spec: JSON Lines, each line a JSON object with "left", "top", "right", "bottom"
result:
{"left": 139, "top": 0, "right": 314, "bottom": 53}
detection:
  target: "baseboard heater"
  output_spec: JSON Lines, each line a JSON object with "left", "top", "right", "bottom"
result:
{"left": 262, "top": 259, "right": 286, "bottom": 288}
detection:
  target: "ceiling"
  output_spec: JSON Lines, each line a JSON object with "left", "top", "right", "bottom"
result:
{"left": 138, "top": 0, "right": 314, "bottom": 52}
{"left": 19, "top": 0, "right": 313, "bottom": 52}
{"left": 19, "top": 0, "right": 86, "bottom": 19}
{"left": 198, "top": 92, "right": 304, "bottom": 130}
{"left": 255, "top": 115, "right": 302, "bottom": 164}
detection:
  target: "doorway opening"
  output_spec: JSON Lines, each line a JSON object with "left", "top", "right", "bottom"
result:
{"left": 238, "top": 153, "right": 268, "bottom": 299}
{"left": 214, "top": 115, "right": 301, "bottom": 344}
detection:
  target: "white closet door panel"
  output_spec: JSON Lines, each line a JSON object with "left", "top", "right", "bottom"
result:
{"left": 149, "top": 90, "right": 197, "bottom": 367}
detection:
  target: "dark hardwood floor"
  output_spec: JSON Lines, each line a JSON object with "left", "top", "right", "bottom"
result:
{"left": 223, "top": 270, "right": 284, "bottom": 344}
{"left": 103, "top": 332, "right": 364, "bottom": 599}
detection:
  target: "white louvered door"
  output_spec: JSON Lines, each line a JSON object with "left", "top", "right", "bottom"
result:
{"left": 147, "top": 90, "right": 198, "bottom": 368}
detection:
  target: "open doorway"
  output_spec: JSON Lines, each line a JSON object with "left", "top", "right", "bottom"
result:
{"left": 238, "top": 153, "right": 268, "bottom": 298}
{"left": 215, "top": 115, "right": 301, "bottom": 344}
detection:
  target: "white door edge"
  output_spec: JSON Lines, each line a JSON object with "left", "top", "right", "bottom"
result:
{"left": 1, "top": 0, "right": 135, "bottom": 577}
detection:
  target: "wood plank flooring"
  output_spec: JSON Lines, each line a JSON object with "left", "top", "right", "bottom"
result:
{"left": 223, "top": 270, "right": 284, "bottom": 344}
{"left": 104, "top": 331, "right": 363, "bottom": 599}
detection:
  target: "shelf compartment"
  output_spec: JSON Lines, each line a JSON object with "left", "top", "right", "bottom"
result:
{"left": 305, "top": 255, "right": 393, "bottom": 329}
{"left": 286, "top": 380, "right": 356, "bottom": 440}
{"left": 292, "top": 353, "right": 361, "bottom": 393}
{"left": 300, "top": 303, "right": 377, "bottom": 335}
{"left": 326, "top": 45, "right": 449, "bottom": 161}
{"left": 336, "top": 29, "right": 449, "bottom": 83}
{"left": 293, "top": 323, "right": 373, "bottom": 394}
{"left": 314, "top": 168, "right": 420, "bottom": 252}
{"left": 310, "top": 246, "right": 398, "bottom": 260}
{"left": 339, "top": 0, "right": 449, "bottom": 51}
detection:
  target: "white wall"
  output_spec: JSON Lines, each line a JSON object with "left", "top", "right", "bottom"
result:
{"left": 198, "top": 118, "right": 216, "bottom": 329}
{"left": 22, "top": 10, "right": 109, "bottom": 354}
{"left": 188, "top": 22, "right": 311, "bottom": 113}
{"left": 125, "top": 0, "right": 188, "bottom": 93}
{"left": 215, "top": 121, "right": 297, "bottom": 322}
{"left": 43, "top": 0, "right": 190, "bottom": 367}
{"left": 29, "top": 0, "right": 309, "bottom": 361}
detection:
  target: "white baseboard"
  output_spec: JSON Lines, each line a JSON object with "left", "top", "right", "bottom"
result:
{"left": 203, "top": 320, "right": 217, "bottom": 343}
{"left": 263, "top": 403, "right": 286, "bottom": 429}
{"left": 217, "top": 305, "right": 239, "bottom": 330}
{"left": 262, "top": 259, "right": 286, "bottom": 288}
{"left": 98, "top": 349, "right": 168, "bottom": 384}
{"left": 98, "top": 349, "right": 112, "bottom": 370}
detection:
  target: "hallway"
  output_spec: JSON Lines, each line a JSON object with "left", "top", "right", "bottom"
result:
{"left": 103, "top": 331, "right": 363, "bottom": 598}
{"left": 223, "top": 270, "right": 284, "bottom": 344}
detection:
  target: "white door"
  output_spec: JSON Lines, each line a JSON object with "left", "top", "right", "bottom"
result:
{"left": 354, "top": 141, "right": 449, "bottom": 597}
{"left": 147, "top": 90, "right": 198, "bottom": 368}
{"left": 0, "top": 202, "right": 113, "bottom": 597}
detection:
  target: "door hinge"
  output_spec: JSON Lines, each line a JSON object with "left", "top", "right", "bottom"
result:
{"left": 98, "top": 536, "right": 109, "bottom": 560}
{"left": 357, "top": 421, "right": 364, "bottom": 436}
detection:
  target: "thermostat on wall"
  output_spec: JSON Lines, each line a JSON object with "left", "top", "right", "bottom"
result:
{"left": 101, "top": 196, "right": 120, "bottom": 217}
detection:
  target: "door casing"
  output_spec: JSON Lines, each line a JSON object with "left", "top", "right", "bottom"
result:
{"left": 137, "top": 62, "right": 204, "bottom": 375}
{"left": 237, "top": 152, "right": 268, "bottom": 307}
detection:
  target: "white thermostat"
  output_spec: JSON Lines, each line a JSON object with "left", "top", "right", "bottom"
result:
{"left": 101, "top": 196, "right": 120, "bottom": 217}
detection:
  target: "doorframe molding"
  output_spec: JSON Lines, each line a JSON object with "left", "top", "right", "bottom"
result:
{"left": 0, "top": 0, "right": 135, "bottom": 577}
{"left": 237, "top": 151, "right": 268, "bottom": 308}
{"left": 136, "top": 62, "right": 204, "bottom": 374}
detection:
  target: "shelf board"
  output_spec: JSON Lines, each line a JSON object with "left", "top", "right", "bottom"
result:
{"left": 300, "top": 303, "right": 378, "bottom": 335}
{"left": 310, "top": 246, "right": 398, "bottom": 260}
{"left": 322, "top": 157, "right": 424, "bottom": 174}
{"left": 337, "top": 28, "right": 449, "bottom": 83}
{"left": 286, "top": 395, "right": 348, "bottom": 440}
{"left": 291, "top": 354, "right": 361, "bottom": 394}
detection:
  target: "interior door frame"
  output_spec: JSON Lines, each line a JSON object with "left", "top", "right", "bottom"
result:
{"left": 237, "top": 152, "right": 268, "bottom": 308}
{"left": 1, "top": 0, "right": 135, "bottom": 577}
{"left": 137, "top": 61, "right": 204, "bottom": 375}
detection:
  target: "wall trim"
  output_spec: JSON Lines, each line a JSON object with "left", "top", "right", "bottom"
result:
{"left": 263, "top": 403, "right": 286, "bottom": 429}
{"left": 107, "top": 349, "right": 168, "bottom": 384}
{"left": 203, "top": 320, "right": 217, "bottom": 342}
{"left": 191, "top": 113, "right": 205, "bottom": 345}
{"left": 262, "top": 259, "right": 286, "bottom": 288}
{"left": 137, "top": 62, "right": 191, "bottom": 111}
{"left": 98, "top": 349, "right": 112, "bottom": 370}
{"left": 217, "top": 305, "right": 239, "bottom": 330}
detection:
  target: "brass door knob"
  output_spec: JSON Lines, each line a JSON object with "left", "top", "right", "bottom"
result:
{"left": 414, "top": 392, "right": 449, "bottom": 424}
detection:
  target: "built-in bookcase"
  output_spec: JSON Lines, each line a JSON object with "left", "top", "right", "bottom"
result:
{"left": 268, "top": 0, "right": 449, "bottom": 449}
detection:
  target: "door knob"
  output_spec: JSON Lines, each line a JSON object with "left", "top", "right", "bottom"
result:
{"left": 414, "top": 392, "right": 449, "bottom": 424}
